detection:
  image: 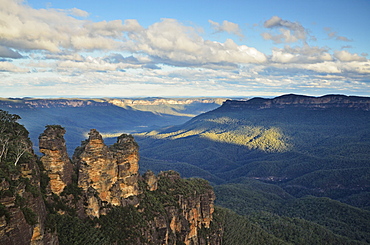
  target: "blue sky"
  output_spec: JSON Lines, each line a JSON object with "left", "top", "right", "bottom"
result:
{"left": 0, "top": 0, "right": 369, "bottom": 98}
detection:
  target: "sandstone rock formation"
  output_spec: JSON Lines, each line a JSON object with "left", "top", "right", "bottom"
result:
{"left": 0, "top": 121, "right": 58, "bottom": 244}
{"left": 143, "top": 170, "right": 158, "bottom": 191}
{"left": 73, "top": 129, "right": 139, "bottom": 217}
{"left": 39, "top": 125, "right": 73, "bottom": 195}
{"left": 1, "top": 122, "right": 219, "bottom": 244}
{"left": 154, "top": 171, "right": 216, "bottom": 245}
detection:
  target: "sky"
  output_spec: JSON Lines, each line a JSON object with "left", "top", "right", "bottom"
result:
{"left": 0, "top": 0, "right": 369, "bottom": 98}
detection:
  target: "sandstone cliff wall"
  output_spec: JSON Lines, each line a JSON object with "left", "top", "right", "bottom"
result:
{"left": 34, "top": 127, "right": 219, "bottom": 244}
{"left": 39, "top": 125, "right": 73, "bottom": 195}
{"left": 72, "top": 129, "right": 140, "bottom": 217}
{"left": 0, "top": 125, "right": 58, "bottom": 245}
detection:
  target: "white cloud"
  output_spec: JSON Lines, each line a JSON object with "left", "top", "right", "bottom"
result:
{"left": 0, "top": 1, "right": 369, "bottom": 97}
{"left": 209, "top": 20, "right": 244, "bottom": 38}
{"left": 0, "top": 0, "right": 266, "bottom": 68}
{"left": 0, "top": 61, "right": 29, "bottom": 73}
{"left": 305, "top": 62, "right": 342, "bottom": 73}
{"left": 126, "top": 19, "right": 266, "bottom": 66}
{"left": 45, "top": 52, "right": 85, "bottom": 62}
{"left": 68, "top": 8, "right": 89, "bottom": 18}
{"left": 262, "top": 16, "right": 308, "bottom": 43}
{"left": 334, "top": 50, "right": 366, "bottom": 62}
{"left": 271, "top": 45, "right": 333, "bottom": 64}
{"left": 0, "top": 0, "right": 124, "bottom": 52}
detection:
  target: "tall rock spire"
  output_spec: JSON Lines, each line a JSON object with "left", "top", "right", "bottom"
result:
{"left": 73, "top": 129, "right": 139, "bottom": 217}
{"left": 39, "top": 125, "right": 73, "bottom": 195}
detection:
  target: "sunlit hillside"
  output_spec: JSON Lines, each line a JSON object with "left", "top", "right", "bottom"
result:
{"left": 136, "top": 95, "right": 370, "bottom": 209}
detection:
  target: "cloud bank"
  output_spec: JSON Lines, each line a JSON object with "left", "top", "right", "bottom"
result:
{"left": 0, "top": 0, "right": 369, "bottom": 97}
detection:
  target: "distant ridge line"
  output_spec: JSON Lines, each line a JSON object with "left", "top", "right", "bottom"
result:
{"left": 222, "top": 94, "right": 370, "bottom": 110}
{"left": 0, "top": 97, "right": 225, "bottom": 109}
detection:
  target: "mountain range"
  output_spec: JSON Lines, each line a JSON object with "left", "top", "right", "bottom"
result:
{"left": 1, "top": 94, "right": 370, "bottom": 244}
{"left": 136, "top": 94, "right": 370, "bottom": 206}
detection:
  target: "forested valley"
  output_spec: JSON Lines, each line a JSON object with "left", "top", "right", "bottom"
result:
{"left": 1, "top": 94, "right": 370, "bottom": 244}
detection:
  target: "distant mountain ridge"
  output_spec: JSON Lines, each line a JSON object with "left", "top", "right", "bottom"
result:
{"left": 222, "top": 94, "right": 370, "bottom": 110}
{"left": 0, "top": 97, "right": 225, "bottom": 110}
{"left": 0, "top": 97, "right": 226, "bottom": 154}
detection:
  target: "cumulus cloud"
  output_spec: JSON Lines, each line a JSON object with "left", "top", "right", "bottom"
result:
{"left": 1, "top": 1, "right": 369, "bottom": 97}
{"left": 126, "top": 19, "right": 267, "bottom": 66}
{"left": 271, "top": 45, "right": 333, "bottom": 64}
{"left": 334, "top": 50, "right": 366, "bottom": 62}
{"left": 0, "top": 0, "right": 125, "bottom": 52}
{"left": 0, "top": 1, "right": 265, "bottom": 68}
{"left": 209, "top": 20, "right": 244, "bottom": 38}
{"left": 262, "top": 16, "right": 308, "bottom": 43}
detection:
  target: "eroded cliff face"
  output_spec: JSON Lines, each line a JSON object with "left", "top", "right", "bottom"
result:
{"left": 0, "top": 123, "right": 58, "bottom": 245}
{"left": 73, "top": 129, "right": 139, "bottom": 217}
{"left": 39, "top": 125, "right": 73, "bottom": 195}
{"left": 153, "top": 171, "right": 217, "bottom": 245}
{"left": 0, "top": 168, "right": 58, "bottom": 245}
{"left": 2, "top": 124, "right": 219, "bottom": 244}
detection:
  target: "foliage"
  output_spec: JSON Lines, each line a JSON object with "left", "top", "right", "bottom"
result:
{"left": 2, "top": 105, "right": 370, "bottom": 244}
{"left": 47, "top": 214, "right": 109, "bottom": 245}
{"left": 61, "top": 183, "right": 83, "bottom": 202}
{"left": 279, "top": 196, "right": 370, "bottom": 243}
{"left": 98, "top": 206, "right": 147, "bottom": 244}
{"left": 0, "top": 203, "right": 10, "bottom": 222}
{"left": 0, "top": 109, "right": 32, "bottom": 167}
{"left": 214, "top": 179, "right": 370, "bottom": 244}
{"left": 247, "top": 211, "right": 362, "bottom": 245}
{"left": 21, "top": 207, "right": 38, "bottom": 225}
{"left": 213, "top": 206, "right": 286, "bottom": 245}
{"left": 136, "top": 106, "right": 370, "bottom": 210}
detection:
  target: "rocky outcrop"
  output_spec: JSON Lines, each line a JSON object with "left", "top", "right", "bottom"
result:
{"left": 143, "top": 170, "right": 158, "bottom": 191}
{"left": 0, "top": 116, "right": 58, "bottom": 244}
{"left": 39, "top": 125, "right": 73, "bottom": 195}
{"left": 222, "top": 94, "right": 370, "bottom": 110}
{"left": 73, "top": 129, "right": 140, "bottom": 217}
{"left": 1, "top": 121, "right": 219, "bottom": 244}
{"left": 70, "top": 129, "right": 218, "bottom": 244}
{"left": 156, "top": 171, "right": 216, "bottom": 245}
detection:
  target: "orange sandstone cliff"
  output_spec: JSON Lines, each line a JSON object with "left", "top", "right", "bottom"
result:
{"left": 37, "top": 127, "right": 220, "bottom": 244}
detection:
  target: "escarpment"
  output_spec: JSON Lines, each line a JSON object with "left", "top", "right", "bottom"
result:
{"left": 1, "top": 120, "right": 219, "bottom": 244}
{"left": 34, "top": 126, "right": 219, "bottom": 244}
